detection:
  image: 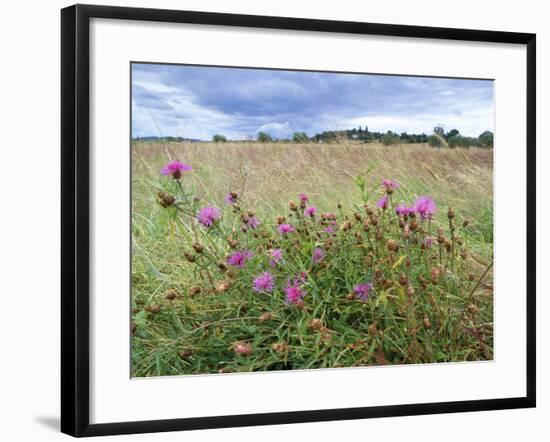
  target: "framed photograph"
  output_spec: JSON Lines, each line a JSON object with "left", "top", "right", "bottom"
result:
{"left": 61, "top": 4, "right": 536, "bottom": 437}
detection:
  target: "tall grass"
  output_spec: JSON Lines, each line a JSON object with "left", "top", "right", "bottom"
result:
{"left": 131, "top": 141, "right": 493, "bottom": 377}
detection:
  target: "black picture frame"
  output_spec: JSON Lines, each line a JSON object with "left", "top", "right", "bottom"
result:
{"left": 61, "top": 4, "right": 536, "bottom": 437}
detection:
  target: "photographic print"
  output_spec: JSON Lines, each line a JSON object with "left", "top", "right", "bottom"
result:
{"left": 130, "top": 63, "right": 494, "bottom": 377}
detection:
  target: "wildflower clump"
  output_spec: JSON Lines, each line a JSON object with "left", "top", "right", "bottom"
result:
{"left": 132, "top": 163, "right": 493, "bottom": 376}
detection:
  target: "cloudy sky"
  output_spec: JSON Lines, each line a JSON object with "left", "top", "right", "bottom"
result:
{"left": 132, "top": 63, "right": 494, "bottom": 140}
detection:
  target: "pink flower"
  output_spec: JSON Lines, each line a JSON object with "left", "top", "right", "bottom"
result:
{"left": 299, "top": 193, "right": 309, "bottom": 203}
{"left": 253, "top": 272, "right": 275, "bottom": 293}
{"left": 226, "top": 250, "right": 253, "bottom": 268}
{"left": 246, "top": 216, "right": 260, "bottom": 229}
{"left": 377, "top": 195, "right": 389, "bottom": 210}
{"left": 424, "top": 236, "right": 434, "bottom": 248}
{"left": 197, "top": 206, "right": 221, "bottom": 227}
{"left": 277, "top": 223, "right": 295, "bottom": 235}
{"left": 395, "top": 203, "right": 413, "bottom": 216}
{"left": 269, "top": 249, "right": 283, "bottom": 267}
{"left": 414, "top": 196, "right": 437, "bottom": 220}
{"left": 161, "top": 161, "right": 192, "bottom": 178}
{"left": 354, "top": 282, "right": 374, "bottom": 302}
{"left": 304, "top": 206, "right": 317, "bottom": 217}
{"left": 284, "top": 279, "right": 306, "bottom": 305}
{"left": 312, "top": 247, "right": 325, "bottom": 263}
{"left": 225, "top": 193, "right": 237, "bottom": 205}
{"left": 382, "top": 179, "right": 400, "bottom": 191}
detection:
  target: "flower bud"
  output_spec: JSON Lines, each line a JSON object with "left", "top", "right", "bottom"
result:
{"left": 277, "top": 215, "right": 286, "bottom": 224}
{"left": 462, "top": 219, "right": 470, "bottom": 227}
{"left": 368, "top": 321, "right": 378, "bottom": 336}
{"left": 189, "top": 286, "right": 201, "bottom": 296}
{"left": 423, "top": 316, "right": 432, "bottom": 329}
{"left": 406, "top": 285, "right": 415, "bottom": 297}
{"left": 157, "top": 191, "right": 175, "bottom": 208}
{"left": 179, "top": 349, "right": 192, "bottom": 360}
{"left": 342, "top": 220, "right": 352, "bottom": 232}
{"left": 165, "top": 289, "right": 178, "bottom": 301}
{"left": 184, "top": 252, "right": 196, "bottom": 263}
{"left": 467, "top": 303, "right": 480, "bottom": 315}
{"left": 289, "top": 200, "right": 298, "bottom": 211}
{"left": 309, "top": 318, "right": 324, "bottom": 331}
{"left": 447, "top": 207, "right": 455, "bottom": 219}
{"left": 233, "top": 341, "right": 252, "bottom": 356}
{"left": 192, "top": 242, "right": 204, "bottom": 254}
{"left": 146, "top": 304, "right": 161, "bottom": 314}
{"left": 387, "top": 239, "right": 399, "bottom": 252}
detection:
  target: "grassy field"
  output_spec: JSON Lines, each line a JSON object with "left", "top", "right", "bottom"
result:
{"left": 131, "top": 141, "right": 494, "bottom": 377}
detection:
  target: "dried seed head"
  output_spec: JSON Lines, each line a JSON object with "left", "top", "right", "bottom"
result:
{"left": 437, "top": 235, "right": 446, "bottom": 244}
{"left": 271, "top": 342, "right": 288, "bottom": 353}
{"left": 157, "top": 191, "right": 176, "bottom": 208}
{"left": 179, "top": 349, "right": 192, "bottom": 360}
{"left": 346, "top": 292, "right": 355, "bottom": 301}
{"left": 165, "top": 289, "right": 178, "bottom": 301}
{"left": 189, "top": 285, "right": 201, "bottom": 296}
{"left": 184, "top": 252, "right": 196, "bottom": 263}
{"left": 467, "top": 303, "right": 480, "bottom": 315}
{"left": 370, "top": 216, "right": 379, "bottom": 226}
{"left": 387, "top": 239, "right": 399, "bottom": 252}
{"left": 337, "top": 202, "right": 343, "bottom": 209}
{"left": 192, "top": 242, "right": 204, "bottom": 254}
{"left": 423, "top": 316, "right": 432, "bottom": 329}
{"left": 227, "top": 238, "right": 239, "bottom": 249}
{"left": 342, "top": 220, "right": 352, "bottom": 232}
{"left": 399, "top": 272, "right": 408, "bottom": 286}
{"left": 146, "top": 304, "right": 161, "bottom": 314}
{"left": 375, "top": 229, "right": 384, "bottom": 241}
{"left": 288, "top": 200, "right": 298, "bottom": 211}
{"left": 216, "top": 280, "right": 231, "bottom": 293}
{"left": 258, "top": 311, "right": 273, "bottom": 322}
{"left": 410, "top": 220, "right": 419, "bottom": 231}
{"left": 368, "top": 321, "right": 378, "bottom": 336}
{"left": 218, "top": 262, "right": 228, "bottom": 272}
{"left": 233, "top": 341, "right": 252, "bottom": 356}
{"left": 309, "top": 318, "right": 324, "bottom": 331}
{"left": 226, "top": 269, "right": 236, "bottom": 279}
{"left": 462, "top": 219, "right": 470, "bottom": 227}
{"left": 447, "top": 207, "right": 455, "bottom": 219}
{"left": 354, "top": 212, "right": 362, "bottom": 221}
{"left": 468, "top": 273, "right": 475, "bottom": 281}
{"left": 406, "top": 285, "right": 415, "bottom": 297}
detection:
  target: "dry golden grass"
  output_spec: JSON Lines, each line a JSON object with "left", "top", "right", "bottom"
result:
{"left": 133, "top": 141, "right": 493, "bottom": 232}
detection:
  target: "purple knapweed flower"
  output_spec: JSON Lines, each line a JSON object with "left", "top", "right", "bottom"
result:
{"left": 382, "top": 179, "right": 400, "bottom": 191}
{"left": 253, "top": 272, "right": 275, "bottom": 293}
{"left": 414, "top": 196, "right": 437, "bottom": 220}
{"left": 161, "top": 160, "right": 192, "bottom": 178}
{"left": 246, "top": 216, "right": 260, "bottom": 229}
{"left": 197, "top": 206, "right": 221, "bottom": 227}
{"left": 277, "top": 223, "right": 295, "bottom": 235}
{"left": 354, "top": 282, "right": 374, "bottom": 302}
{"left": 284, "top": 279, "right": 306, "bottom": 305}
{"left": 269, "top": 249, "right": 283, "bottom": 267}
{"left": 395, "top": 203, "right": 413, "bottom": 217}
{"left": 423, "top": 236, "right": 434, "bottom": 248}
{"left": 304, "top": 206, "right": 317, "bottom": 217}
{"left": 226, "top": 250, "right": 253, "bottom": 268}
{"left": 377, "top": 195, "right": 389, "bottom": 210}
{"left": 225, "top": 192, "right": 237, "bottom": 205}
{"left": 312, "top": 247, "right": 326, "bottom": 264}
{"left": 299, "top": 193, "right": 309, "bottom": 203}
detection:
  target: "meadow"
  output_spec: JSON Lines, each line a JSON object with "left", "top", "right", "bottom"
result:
{"left": 131, "top": 141, "right": 494, "bottom": 377}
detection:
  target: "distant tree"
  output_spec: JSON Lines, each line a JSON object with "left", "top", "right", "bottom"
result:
{"left": 381, "top": 131, "right": 399, "bottom": 146}
{"left": 447, "top": 129, "right": 460, "bottom": 139}
{"left": 212, "top": 134, "right": 227, "bottom": 143}
{"left": 257, "top": 131, "right": 273, "bottom": 143}
{"left": 292, "top": 132, "right": 309, "bottom": 143}
{"left": 478, "top": 131, "right": 494, "bottom": 148}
